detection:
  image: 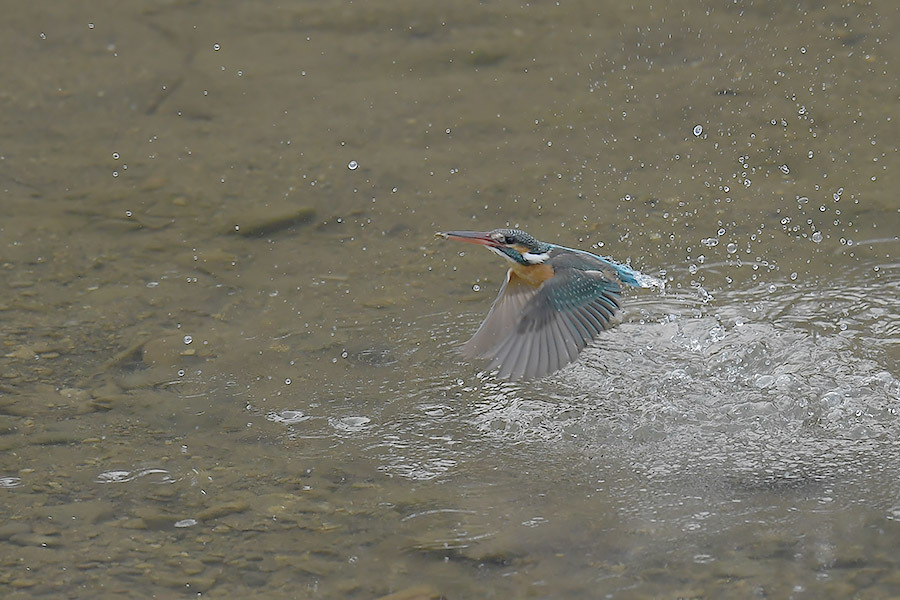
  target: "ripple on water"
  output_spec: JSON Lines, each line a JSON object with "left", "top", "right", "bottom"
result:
{"left": 96, "top": 468, "right": 174, "bottom": 484}
{"left": 0, "top": 477, "right": 23, "bottom": 489}
{"left": 265, "top": 409, "right": 310, "bottom": 425}
{"left": 329, "top": 415, "right": 371, "bottom": 434}
{"left": 460, "top": 275, "right": 899, "bottom": 520}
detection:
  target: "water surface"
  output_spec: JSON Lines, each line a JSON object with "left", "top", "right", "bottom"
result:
{"left": 1, "top": 1, "right": 898, "bottom": 598}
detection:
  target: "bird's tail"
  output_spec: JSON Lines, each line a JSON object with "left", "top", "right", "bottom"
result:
{"left": 557, "top": 245, "right": 664, "bottom": 289}
{"left": 608, "top": 259, "right": 664, "bottom": 289}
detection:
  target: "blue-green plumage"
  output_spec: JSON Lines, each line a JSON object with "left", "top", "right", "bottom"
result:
{"left": 438, "top": 228, "right": 659, "bottom": 380}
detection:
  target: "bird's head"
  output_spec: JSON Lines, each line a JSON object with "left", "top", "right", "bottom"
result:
{"left": 436, "top": 228, "right": 552, "bottom": 265}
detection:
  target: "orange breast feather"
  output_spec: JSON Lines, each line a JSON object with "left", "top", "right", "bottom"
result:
{"left": 509, "top": 263, "right": 555, "bottom": 288}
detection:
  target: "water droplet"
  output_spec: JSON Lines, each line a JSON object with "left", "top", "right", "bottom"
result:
{"left": 779, "top": 164, "right": 790, "bottom": 174}
{"left": 472, "top": 284, "right": 480, "bottom": 292}
{"left": 692, "top": 124, "right": 703, "bottom": 136}
{"left": 284, "top": 378, "right": 291, "bottom": 385}
{"left": 213, "top": 43, "right": 220, "bottom": 51}
{"left": 811, "top": 231, "right": 823, "bottom": 243}
{"left": 183, "top": 335, "right": 193, "bottom": 345}
{"left": 790, "top": 272, "right": 798, "bottom": 280}
{"left": 726, "top": 243, "right": 737, "bottom": 254}
{"left": 39, "top": 32, "right": 46, "bottom": 40}
{"left": 177, "top": 369, "right": 185, "bottom": 377}
{"left": 348, "top": 160, "right": 358, "bottom": 170}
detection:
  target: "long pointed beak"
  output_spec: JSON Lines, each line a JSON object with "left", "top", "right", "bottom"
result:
{"left": 435, "top": 230, "right": 500, "bottom": 247}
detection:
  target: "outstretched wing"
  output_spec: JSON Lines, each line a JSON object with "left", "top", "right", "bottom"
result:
{"left": 461, "top": 269, "right": 539, "bottom": 359}
{"left": 480, "top": 268, "right": 622, "bottom": 380}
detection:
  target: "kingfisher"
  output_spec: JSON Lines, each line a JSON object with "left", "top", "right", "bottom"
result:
{"left": 437, "top": 228, "right": 660, "bottom": 380}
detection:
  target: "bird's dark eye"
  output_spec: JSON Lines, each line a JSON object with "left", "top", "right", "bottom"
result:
{"left": 504, "top": 236, "right": 515, "bottom": 244}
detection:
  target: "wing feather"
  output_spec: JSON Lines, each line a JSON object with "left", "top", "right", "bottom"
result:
{"left": 474, "top": 268, "right": 625, "bottom": 380}
{"left": 461, "top": 270, "right": 537, "bottom": 359}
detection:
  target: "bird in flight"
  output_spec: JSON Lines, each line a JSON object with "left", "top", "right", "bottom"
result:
{"left": 437, "top": 228, "right": 659, "bottom": 380}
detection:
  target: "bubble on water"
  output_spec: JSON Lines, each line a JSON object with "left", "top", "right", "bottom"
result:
{"left": 472, "top": 284, "right": 481, "bottom": 292}
{"left": 183, "top": 335, "right": 193, "bottom": 345}
{"left": 348, "top": 160, "right": 359, "bottom": 170}
{"left": 779, "top": 164, "right": 790, "bottom": 174}
{"left": 755, "top": 375, "right": 775, "bottom": 388}
{"left": 284, "top": 378, "right": 291, "bottom": 385}
{"left": 717, "top": 228, "right": 726, "bottom": 236}
{"left": 790, "top": 272, "right": 798, "bottom": 280}
{"left": 821, "top": 390, "right": 844, "bottom": 408}
{"left": 701, "top": 237, "right": 719, "bottom": 247}
{"left": 726, "top": 243, "right": 737, "bottom": 254}
{"left": 213, "top": 43, "right": 221, "bottom": 51}
{"left": 774, "top": 374, "right": 792, "bottom": 388}
{"left": 811, "top": 231, "right": 823, "bottom": 243}
{"left": 693, "top": 124, "right": 703, "bottom": 136}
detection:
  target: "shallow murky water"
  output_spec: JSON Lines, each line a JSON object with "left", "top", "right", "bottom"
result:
{"left": 1, "top": 1, "right": 898, "bottom": 598}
